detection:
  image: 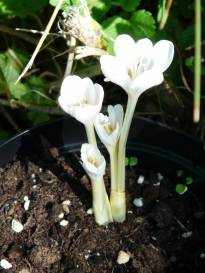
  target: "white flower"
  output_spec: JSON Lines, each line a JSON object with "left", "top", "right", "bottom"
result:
{"left": 94, "top": 104, "right": 124, "bottom": 148}
{"left": 100, "top": 34, "right": 174, "bottom": 97}
{"left": 58, "top": 75, "right": 104, "bottom": 124}
{"left": 81, "top": 144, "right": 106, "bottom": 180}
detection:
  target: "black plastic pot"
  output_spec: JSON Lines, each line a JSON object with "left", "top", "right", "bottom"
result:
{"left": 0, "top": 116, "right": 205, "bottom": 182}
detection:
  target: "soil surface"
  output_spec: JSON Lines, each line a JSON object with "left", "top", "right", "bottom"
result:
{"left": 0, "top": 148, "right": 205, "bottom": 273}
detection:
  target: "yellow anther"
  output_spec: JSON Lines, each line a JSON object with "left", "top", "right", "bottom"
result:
{"left": 104, "top": 123, "right": 113, "bottom": 135}
{"left": 82, "top": 97, "right": 88, "bottom": 104}
{"left": 88, "top": 158, "right": 98, "bottom": 167}
{"left": 73, "top": 96, "right": 88, "bottom": 106}
{"left": 128, "top": 69, "right": 133, "bottom": 78}
{"left": 140, "top": 67, "right": 144, "bottom": 73}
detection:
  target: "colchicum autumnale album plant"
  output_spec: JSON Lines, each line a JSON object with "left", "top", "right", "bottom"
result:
{"left": 58, "top": 34, "right": 174, "bottom": 225}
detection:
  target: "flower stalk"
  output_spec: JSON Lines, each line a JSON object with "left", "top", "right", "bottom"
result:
{"left": 94, "top": 105, "right": 124, "bottom": 221}
{"left": 117, "top": 95, "right": 138, "bottom": 192}
{"left": 91, "top": 177, "right": 113, "bottom": 225}
{"left": 81, "top": 144, "right": 113, "bottom": 225}
{"left": 85, "top": 121, "right": 97, "bottom": 145}
{"left": 111, "top": 95, "right": 138, "bottom": 222}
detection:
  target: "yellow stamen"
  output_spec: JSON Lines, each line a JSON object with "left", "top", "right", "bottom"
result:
{"left": 140, "top": 67, "right": 144, "bottom": 73}
{"left": 82, "top": 97, "right": 88, "bottom": 104}
{"left": 128, "top": 69, "right": 133, "bottom": 78}
{"left": 73, "top": 96, "right": 88, "bottom": 106}
{"left": 88, "top": 158, "right": 98, "bottom": 167}
{"left": 104, "top": 123, "right": 113, "bottom": 135}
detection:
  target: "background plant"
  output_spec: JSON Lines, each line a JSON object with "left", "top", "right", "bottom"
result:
{"left": 0, "top": 0, "right": 204, "bottom": 143}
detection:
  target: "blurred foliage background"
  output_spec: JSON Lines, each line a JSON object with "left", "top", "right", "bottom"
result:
{"left": 0, "top": 0, "right": 204, "bottom": 142}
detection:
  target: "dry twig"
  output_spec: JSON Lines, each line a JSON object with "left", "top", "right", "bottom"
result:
{"left": 16, "top": 0, "right": 64, "bottom": 83}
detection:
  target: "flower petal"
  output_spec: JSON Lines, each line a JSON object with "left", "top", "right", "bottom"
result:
{"left": 81, "top": 144, "right": 106, "bottom": 179}
{"left": 113, "top": 104, "right": 124, "bottom": 129}
{"left": 93, "top": 83, "right": 104, "bottom": 106}
{"left": 107, "top": 105, "right": 116, "bottom": 127}
{"left": 134, "top": 38, "right": 153, "bottom": 58}
{"left": 114, "top": 34, "right": 136, "bottom": 62}
{"left": 94, "top": 105, "right": 123, "bottom": 148}
{"left": 60, "top": 75, "right": 83, "bottom": 100}
{"left": 70, "top": 104, "right": 102, "bottom": 124}
{"left": 100, "top": 55, "right": 131, "bottom": 92}
{"left": 130, "top": 69, "right": 164, "bottom": 96}
{"left": 58, "top": 95, "right": 69, "bottom": 114}
{"left": 59, "top": 76, "right": 103, "bottom": 124}
{"left": 94, "top": 113, "right": 110, "bottom": 147}
{"left": 153, "top": 40, "right": 174, "bottom": 72}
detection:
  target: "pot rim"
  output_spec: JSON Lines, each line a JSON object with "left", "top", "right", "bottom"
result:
{"left": 0, "top": 116, "right": 204, "bottom": 181}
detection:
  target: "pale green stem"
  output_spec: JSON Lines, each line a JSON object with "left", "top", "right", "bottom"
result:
{"left": 118, "top": 95, "right": 138, "bottom": 192}
{"left": 110, "top": 95, "right": 138, "bottom": 222}
{"left": 109, "top": 144, "right": 126, "bottom": 222}
{"left": 91, "top": 177, "right": 113, "bottom": 225}
{"left": 110, "top": 191, "right": 126, "bottom": 222}
{"left": 193, "top": 0, "right": 201, "bottom": 122}
{"left": 109, "top": 145, "right": 118, "bottom": 192}
{"left": 84, "top": 121, "right": 97, "bottom": 145}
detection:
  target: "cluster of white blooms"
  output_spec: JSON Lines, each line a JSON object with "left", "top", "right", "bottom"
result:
{"left": 58, "top": 34, "right": 174, "bottom": 225}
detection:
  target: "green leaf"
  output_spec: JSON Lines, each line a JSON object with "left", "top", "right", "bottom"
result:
{"left": 0, "top": 49, "right": 29, "bottom": 99}
{"left": 185, "top": 57, "right": 205, "bottom": 76}
{"left": 119, "top": 0, "right": 141, "bottom": 12}
{"left": 102, "top": 16, "right": 133, "bottom": 38}
{"left": 130, "top": 10, "right": 156, "bottom": 39}
{"left": 185, "top": 56, "right": 194, "bottom": 71}
{"left": 185, "top": 177, "right": 193, "bottom": 185}
{"left": 178, "top": 25, "right": 194, "bottom": 48}
{"left": 0, "top": 48, "right": 28, "bottom": 82}
{"left": 0, "top": 0, "right": 48, "bottom": 17}
{"left": 129, "top": 157, "right": 138, "bottom": 167}
{"left": 0, "top": 128, "right": 10, "bottom": 142}
{"left": 175, "top": 184, "right": 187, "bottom": 194}
{"left": 49, "top": 0, "right": 91, "bottom": 10}
{"left": 27, "top": 112, "right": 50, "bottom": 125}
{"left": 91, "top": 0, "right": 111, "bottom": 21}
{"left": 176, "top": 169, "right": 184, "bottom": 178}
{"left": 49, "top": 0, "right": 71, "bottom": 10}
{"left": 157, "top": 0, "right": 167, "bottom": 23}
{"left": 125, "top": 157, "right": 129, "bottom": 167}
{"left": 8, "top": 82, "right": 27, "bottom": 99}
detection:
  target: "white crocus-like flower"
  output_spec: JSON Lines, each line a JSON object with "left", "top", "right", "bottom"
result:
{"left": 81, "top": 143, "right": 113, "bottom": 225}
{"left": 100, "top": 34, "right": 174, "bottom": 97}
{"left": 58, "top": 75, "right": 104, "bottom": 124}
{"left": 94, "top": 104, "right": 124, "bottom": 149}
{"left": 81, "top": 143, "right": 106, "bottom": 180}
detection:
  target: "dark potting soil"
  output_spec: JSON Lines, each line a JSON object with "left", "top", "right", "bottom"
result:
{"left": 0, "top": 148, "right": 205, "bottom": 273}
